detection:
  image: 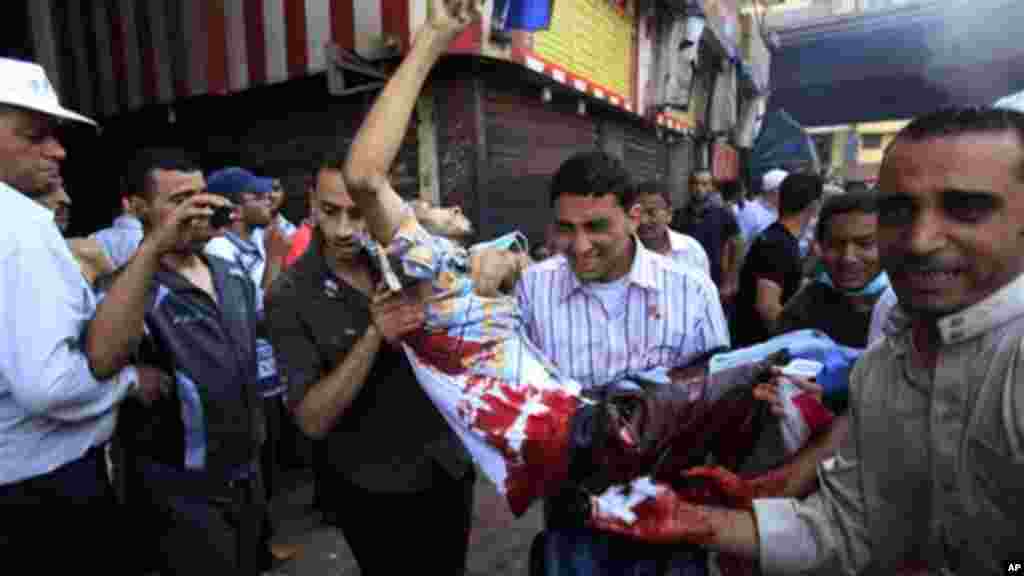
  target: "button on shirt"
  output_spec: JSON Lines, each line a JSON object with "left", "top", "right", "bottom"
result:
{"left": 752, "top": 274, "right": 1024, "bottom": 575}
{"left": 0, "top": 183, "right": 134, "bottom": 485}
{"left": 667, "top": 229, "right": 711, "bottom": 277}
{"left": 90, "top": 214, "right": 143, "bottom": 269}
{"left": 515, "top": 240, "right": 730, "bottom": 390}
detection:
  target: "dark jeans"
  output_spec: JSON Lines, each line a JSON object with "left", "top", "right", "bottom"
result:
{"left": 327, "top": 464, "right": 476, "bottom": 575}
{"left": 0, "top": 446, "right": 131, "bottom": 575}
{"left": 129, "top": 458, "right": 268, "bottom": 576}
{"left": 261, "top": 395, "right": 285, "bottom": 499}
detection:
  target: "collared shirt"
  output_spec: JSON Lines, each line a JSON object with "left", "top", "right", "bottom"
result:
{"left": 753, "top": 273, "right": 1024, "bottom": 575}
{"left": 667, "top": 229, "right": 711, "bottom": 277}
{"left": 515, "top": 239, "right": 730, "bottom": 390}
{"left": 0, "top": 183, "right": 134, "bottom": 485}
{"left": 90, "top": 214, "right": 143, "bottom": 269}
{"left": 265, "top": 237, "right": 470, "bottom": 493}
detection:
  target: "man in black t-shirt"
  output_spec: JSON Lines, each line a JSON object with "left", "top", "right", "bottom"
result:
{"left": 734, "top": 173, "right": 823, "bottom": 346}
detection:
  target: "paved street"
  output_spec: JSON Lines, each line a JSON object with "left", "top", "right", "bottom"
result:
{"left": 265, "top": 468, "right": 542, "bottom": 576}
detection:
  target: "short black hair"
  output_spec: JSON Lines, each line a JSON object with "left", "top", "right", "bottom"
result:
{"left": 815, "top": 190, "right": 878, "bottom": 241}
{"left": 778, "top": 173, "right": 824, "bottom": 216}
{"left": 549, "top": 151, "right": 634, "bottom": 209}
{"left": 123, "top": 147, "right": 198, "bottom": 198}
{"left": 891, "top": 106, "right": 1024, "bottom": 180}
{"left": 633, "top": 179, "right": 671, "bottom": 207}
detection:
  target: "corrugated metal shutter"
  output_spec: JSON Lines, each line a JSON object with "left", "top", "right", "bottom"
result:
{"left": 482, "top": 80, "right": 597, "bottom": 246}
{"left": 621, "top": 123, "right": 666, "bottom": 184}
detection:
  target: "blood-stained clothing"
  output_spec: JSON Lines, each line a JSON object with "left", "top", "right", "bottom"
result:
{"left": 753, "top": 274, "right": 1024, "bottom": 575}
{"left": 515, "top": 243, "right": 730, "bottom": 390}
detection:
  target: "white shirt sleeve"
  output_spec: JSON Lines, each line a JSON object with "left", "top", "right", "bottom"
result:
{"left": 752, "top": 361, "right": 872, "bottom": 575}
{"left": 0, "top": 220, "right": 132, "bottom": 421}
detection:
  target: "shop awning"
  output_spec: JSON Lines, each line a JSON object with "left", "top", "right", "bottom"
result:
{"left": 770, "top": 0, "right": 1024, "bottom": 127}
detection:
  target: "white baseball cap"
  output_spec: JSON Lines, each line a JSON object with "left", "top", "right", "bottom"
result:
{"left": 762, "top": 169, "right": 789, "bottom": 193}
{"left": 0, "top": 58, "right": 96, "bottom": 126}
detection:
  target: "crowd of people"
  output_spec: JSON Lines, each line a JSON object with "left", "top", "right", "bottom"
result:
{"left": 1, "top": 1, "right": 1021, "bottom": 575}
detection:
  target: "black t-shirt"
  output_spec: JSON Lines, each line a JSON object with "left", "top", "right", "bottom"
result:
{"left": 673, "top": 204, "right": 741, "bottom": 286}
{"left": 734, "top": 221, "right": 803, "bottom": 347}
{"left": 774, "top": 281, "right": 882, "bottom": 348}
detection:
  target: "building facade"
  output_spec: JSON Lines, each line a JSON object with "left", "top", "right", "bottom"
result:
{"left": 12, "top": 0, "right": 771, "bottom": 243}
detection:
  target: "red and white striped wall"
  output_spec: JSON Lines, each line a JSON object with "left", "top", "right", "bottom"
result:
{"left": 30, "top": 0, "right": 429, "bottom": 119}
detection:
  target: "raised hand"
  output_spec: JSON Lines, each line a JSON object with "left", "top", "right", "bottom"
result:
{"left": 147, "top": 193, "right": 232, "bottom": 255}
{"left": 428, "top": 0, "right": 485, "bottom": 38}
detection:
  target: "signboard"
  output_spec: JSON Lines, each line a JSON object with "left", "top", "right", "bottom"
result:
{"left": 528, "top": 0, "right": 635, "bottom": 107}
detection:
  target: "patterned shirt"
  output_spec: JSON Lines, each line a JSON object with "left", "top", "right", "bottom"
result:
{"left": 515, "top": 239, "right": 730, "bottom": 390}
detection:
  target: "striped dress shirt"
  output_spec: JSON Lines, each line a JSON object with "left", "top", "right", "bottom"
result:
{"left": 515, "top": 240, "right": 730, "bottom": 390}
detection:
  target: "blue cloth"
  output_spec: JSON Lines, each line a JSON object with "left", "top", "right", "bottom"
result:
{"left": 90, "top": 214, "right": 144, "bottom": 269}
{"left": 0, "top": 183, "right": 134, "bottom": 485}
{"left": 714, "top": 329, "right": 860, "bottom": 413}
{"left": 817, "top": 270, "right": 891, "bottom": 298}
{"left": 494, "top": 0, "right": 553, "bottom": 31}
{"left": 534, "top": 527, "right": 706, "bottom": 576}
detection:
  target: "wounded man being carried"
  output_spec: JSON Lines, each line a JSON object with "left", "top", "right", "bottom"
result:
{"left": 358, "top": 206, "right": 857, "bottom": 528}
{"left": 339, "top": 0, "right": 860, "bottom": 545}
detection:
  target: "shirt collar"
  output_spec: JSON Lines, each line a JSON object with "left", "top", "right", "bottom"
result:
{"left": 887, "top": 273, "right": 1024, "bottom": 346}
{"left": 559, "top": 237, "right": 661, "bottom": 301}
{"left": 667, "top": 229, "right": 690, "bottom": 253}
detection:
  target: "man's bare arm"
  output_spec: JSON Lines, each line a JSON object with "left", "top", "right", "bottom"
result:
{"left": 755, "top": 278, "right": 785, "bottom": 330}
{"left": 775, "top": 413, "right": 850, "bottom": 498}
{"left": 293, "top": 327, "right": 383, "bottom": 438}
{"left": 343, "top": 1, "right": 480, "bottom": 246}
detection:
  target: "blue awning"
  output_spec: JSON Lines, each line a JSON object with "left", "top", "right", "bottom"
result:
{"left": 771, "top": 0, "right": 1024, "bottom": 126}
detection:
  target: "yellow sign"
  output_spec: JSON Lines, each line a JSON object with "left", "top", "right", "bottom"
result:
{"left": 532, "top": 0, "right": 635, "bottom": 100}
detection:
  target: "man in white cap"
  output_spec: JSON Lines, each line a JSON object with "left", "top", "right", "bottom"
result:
{"left": 0, "top": 58, "right": 210, "bottom": 573}
{"left": 735, "top": 168, "right": 785, "bottom": 244}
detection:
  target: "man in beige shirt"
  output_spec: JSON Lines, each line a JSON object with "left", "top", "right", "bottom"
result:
{"left": 590, "top": 106, "right": 1024, "bottom": 574}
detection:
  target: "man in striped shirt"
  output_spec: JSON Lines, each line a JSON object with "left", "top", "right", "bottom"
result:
{"left": 516, "top": 150, "right": 730, "bottom": 573}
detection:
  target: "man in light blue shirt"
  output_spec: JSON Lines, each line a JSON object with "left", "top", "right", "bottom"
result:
{"left": 0, "top": 57, "right": 163, "bottom": 574}
{"left": 90, "top": 187, "right": 145, "bottom": 269}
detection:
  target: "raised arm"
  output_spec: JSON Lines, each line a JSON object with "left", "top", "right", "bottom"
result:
{"left": 342, "top": 0, "right": 482, "bottom": 246}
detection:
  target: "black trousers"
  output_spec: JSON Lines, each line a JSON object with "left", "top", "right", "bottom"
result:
{"left": 0, "top": 446, "right": 130, "bottom": 575}
{"left": 129, "top": 458, "right": 268, "bottom": 576}
{"left": 328, "top": 465, "right": 476, "bottom": 575}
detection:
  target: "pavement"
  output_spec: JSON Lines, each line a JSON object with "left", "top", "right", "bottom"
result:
{"left": 264, "top": 468, "right": 543, "bottom": 576}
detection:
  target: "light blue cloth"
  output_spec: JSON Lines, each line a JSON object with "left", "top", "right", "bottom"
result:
{"left": 90, "top": 214, "right": 143, "bottom": 269}
{"left": 817, "top": 270, "right": 891, "bottom": 297}
{"left": 0, "top": 183, "right": 134, "bottom": 485}
{"left": 734, "top": 199, "right": 777, "bottom": 243}
{"left": 709, "top": 329, "right": 861, "bottom": 410}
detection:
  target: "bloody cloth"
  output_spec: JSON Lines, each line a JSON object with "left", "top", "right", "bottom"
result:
{"left": 360, "top": 212, "right": 853, "bottom": 532}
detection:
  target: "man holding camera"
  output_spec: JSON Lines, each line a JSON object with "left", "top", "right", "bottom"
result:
{"left": 87, "top": 149, "right": 268, "bottom": 575}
